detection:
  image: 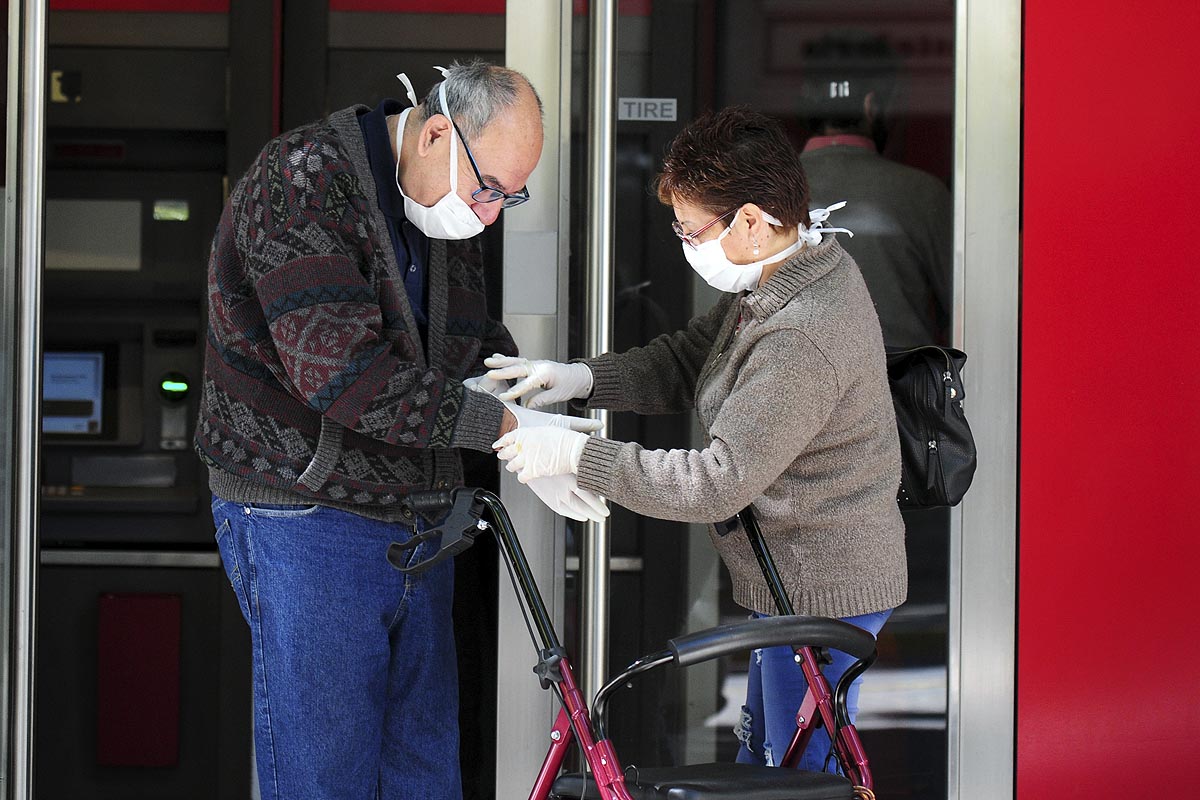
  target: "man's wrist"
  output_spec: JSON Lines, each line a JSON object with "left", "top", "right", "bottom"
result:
{"left": 499, "top": 409, "right": 518, "bottom": 436}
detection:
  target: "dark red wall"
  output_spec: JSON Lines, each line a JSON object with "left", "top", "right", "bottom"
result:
{"left": 1020, "top": 1, "right": 1200, "bottom": 796}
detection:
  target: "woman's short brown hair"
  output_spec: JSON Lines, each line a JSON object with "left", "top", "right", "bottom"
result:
{"left": 655, "top": 106, "right": 809, "bottom": 229}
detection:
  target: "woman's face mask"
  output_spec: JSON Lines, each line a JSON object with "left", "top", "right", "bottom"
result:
{"left": 680, "top": 208, "right": 805, "bottom": 293}
{"left": 393, "top": 77, "right": 485, "bottom": 241}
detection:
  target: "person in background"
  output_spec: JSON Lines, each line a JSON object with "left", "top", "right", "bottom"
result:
{"left": 487, "top": 106, "right": 906, "bottom": 773}
{"left": 798, "top": 33, "right": 952, "bottom": 348}
{"left": 196, "top": 60, "right": 603, "bottom": 800}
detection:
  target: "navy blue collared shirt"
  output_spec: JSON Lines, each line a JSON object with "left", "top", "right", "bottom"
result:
{"left": 358, "top": 99, "right": 430, "bottom": 340}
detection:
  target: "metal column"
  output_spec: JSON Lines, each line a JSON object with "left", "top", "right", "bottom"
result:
{"left": 948, "top": 0, "right": 1022, "bottom": 798}
{"left": 497, "top": 2, "right": 575, "bottom": 796}
{"left": 4, "top": 1, "right": 47, "bottom": 797}
{"left": 582, "top": 0, "right": 617, "bottom": 706}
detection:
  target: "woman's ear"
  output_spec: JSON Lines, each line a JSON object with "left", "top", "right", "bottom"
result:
{"left": 739, "top": 203, "right": 766, "bottom": 238}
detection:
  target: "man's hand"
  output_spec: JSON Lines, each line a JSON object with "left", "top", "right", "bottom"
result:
{"left": 464, "top": 374, "right": 522, "bottom": 436}
{"left": 503, "top": 401, "right": 601, "bottom": 433}
{"left": 463, "top": 374, "right": 509, "bottom": 397}
{"left": 500, "top": 409, "right": 518, "bottom": 437}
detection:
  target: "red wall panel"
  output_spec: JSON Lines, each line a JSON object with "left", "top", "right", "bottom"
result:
{"left": 1020, "top": 2, "right": 1200, "bottom": 797}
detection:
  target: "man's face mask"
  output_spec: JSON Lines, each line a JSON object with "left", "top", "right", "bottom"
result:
{"left": 393, "top": 71, "right": 485, "bottom": 241}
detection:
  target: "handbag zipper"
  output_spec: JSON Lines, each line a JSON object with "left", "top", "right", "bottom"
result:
{"left": 920, "top": 365, "right": 939, "bottom": 494}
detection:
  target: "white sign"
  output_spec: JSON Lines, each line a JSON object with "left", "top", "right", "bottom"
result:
{"left": 618, "top": 97, "right": 678, "bottom": 122}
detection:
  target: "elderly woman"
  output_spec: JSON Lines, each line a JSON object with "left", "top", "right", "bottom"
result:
{"left": 488, "top": 106, "right": 906, "bottom": 772}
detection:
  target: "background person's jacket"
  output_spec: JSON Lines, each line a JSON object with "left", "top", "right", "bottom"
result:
{"left": 196, "top": 106, "right": 516, "bottom": 521}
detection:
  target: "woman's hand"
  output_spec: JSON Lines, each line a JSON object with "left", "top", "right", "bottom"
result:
{"left": 483, "top": 355, "right": 594, "bottom": 409}
{"left": 502, "top": 401, "right": 601, "bottom": 432}
{"left": 493, "top": 426, "right": 591, "bottom": 483}
{"left": 524, "top": 473, "right": 609, "bottom": 523}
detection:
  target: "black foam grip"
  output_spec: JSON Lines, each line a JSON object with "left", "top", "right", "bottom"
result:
{"left": 405, "top": 490, "right": 454, "bottom": 515}
{"left": 668, "top": 615, "right": 877, "bottom": 667}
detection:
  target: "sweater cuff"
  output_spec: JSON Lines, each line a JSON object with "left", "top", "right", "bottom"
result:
{"left": 450, "top": 386, "right": 506, "bottom": 452}
{"left": 581, "top": 354, "right": 624, "bottom": 409}
{"left": 576, "top": 435, "right": 623, "bottom": 495}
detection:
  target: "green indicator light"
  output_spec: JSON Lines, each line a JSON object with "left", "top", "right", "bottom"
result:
{"left": 159, "top": 371, "right": 191, "bottom": 402}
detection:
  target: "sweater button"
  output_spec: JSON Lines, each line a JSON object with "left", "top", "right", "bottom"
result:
{"left": 435, "top": 479, "right": 448, "bottom": 489}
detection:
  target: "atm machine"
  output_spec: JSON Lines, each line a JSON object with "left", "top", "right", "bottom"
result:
{"left": 34, "top": 5, "right": 254, "bottom": 797}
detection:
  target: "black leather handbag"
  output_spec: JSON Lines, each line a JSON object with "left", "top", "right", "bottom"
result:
{"left": 885, "top": 345, "right": 977, "bottom": 508}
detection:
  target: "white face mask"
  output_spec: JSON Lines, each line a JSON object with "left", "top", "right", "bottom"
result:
{"left": 682, "top": 210, "right": 805, "bottom": 293}
{"left": 681, "top": 204, "right": 854, "bottom": 293}
{"left": 393, "top": 76, "right": 485, "bottom": 241}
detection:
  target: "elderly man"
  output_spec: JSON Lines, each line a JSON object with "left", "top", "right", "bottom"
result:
{"left": 196, "top": 61, "right": 602, "bottom": 799}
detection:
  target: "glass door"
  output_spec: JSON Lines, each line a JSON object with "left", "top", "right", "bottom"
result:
{"left": 568, "top": 2, "right": 957, "bottom": 795}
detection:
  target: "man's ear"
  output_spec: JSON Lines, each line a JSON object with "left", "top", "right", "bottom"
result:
{"left": 416, "top": 111, "right": 452, "bottom": 157}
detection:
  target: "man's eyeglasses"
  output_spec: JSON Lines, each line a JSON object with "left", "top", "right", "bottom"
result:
{"left": 451, "top": 120, "right": 531, "bottom": 209}
{"left": 671, "top": 208, "right": 737, "bottom": 249}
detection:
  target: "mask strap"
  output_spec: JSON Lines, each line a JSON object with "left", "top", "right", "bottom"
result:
{"left": 758, "top": 207, "right": 852, "bottom": 248}
{"left": 392, "top": 74, "right": 417, "bottom": 196}
{"left": 395, "top": 73, "right": 419, "bottom": 107}
{"left": 801, "top": 201, "right": 854, "bottom": 245}
{"left": 393, "top": 67, "right": 462, "bottom": 200}
{"left": 395, "top": 64, "right": 449, "bottom": 107}
{"left": 393, "top": 107, "right": 412, "bottom": 199}
{"left": 808, "top": 200, "right": 847, "bottom": 225}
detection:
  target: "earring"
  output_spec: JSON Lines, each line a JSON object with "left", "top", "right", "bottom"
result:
{"left": 752, "top": 238, "right": 760, "bottom": 257}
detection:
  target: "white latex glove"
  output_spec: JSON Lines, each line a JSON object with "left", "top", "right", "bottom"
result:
{"left": 472, "top": 376, "right": 606, "bottom": 520}
{"left": 503, "top": 400, "right": 602, "bottom": 433}
{"left": 493, "top": 426, "right": 590, "bottom": 483}
{"left": 483, "top": 355, "right": 594, "bottom": 409}
{"left": 462, "top": 374, "right": 508, "bottom": 397}
{"left": 525, "top": 473, "right": 609, "bottom": 523}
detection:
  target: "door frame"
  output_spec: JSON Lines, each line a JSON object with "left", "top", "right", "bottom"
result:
{"left": 949, "top": 0, "right": 1021, "bottom": 798}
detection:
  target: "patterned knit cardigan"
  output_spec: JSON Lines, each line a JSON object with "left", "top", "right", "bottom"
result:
{"left": 195, "top": 107, "right": 516, "bottom": 515}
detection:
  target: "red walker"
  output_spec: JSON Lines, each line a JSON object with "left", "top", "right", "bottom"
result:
{"left": 389, "top": 489, "right": 879, "bottom": 800}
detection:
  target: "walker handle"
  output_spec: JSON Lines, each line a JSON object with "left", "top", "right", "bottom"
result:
{"left": 668, "top": 615, "right": 877, "bottom": 667}
{"left": 386, "top": 489, "right": 485, "bottom": 575}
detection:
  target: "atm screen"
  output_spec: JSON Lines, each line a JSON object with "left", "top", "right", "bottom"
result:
{"left": 43, "top": 351, "right": 107, "bottom": 435}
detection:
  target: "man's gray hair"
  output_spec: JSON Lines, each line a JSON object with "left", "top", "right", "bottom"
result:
{"left": 417, "top": 59, "right": 543, "bottom": 141}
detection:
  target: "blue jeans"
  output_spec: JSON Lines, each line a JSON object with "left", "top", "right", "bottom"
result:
{"left": 211, "top": 497, "right": 461, "bottom": 800}
{"left": 734, "top": 608, "right": 892, "bottom": 772}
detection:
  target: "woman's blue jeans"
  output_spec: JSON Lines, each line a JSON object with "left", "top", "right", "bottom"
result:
{"left": 211, "top": 497, "right": 461, "bottom": 800}
{"left": 734, "top": 608, "right": 892, "bottom": 772}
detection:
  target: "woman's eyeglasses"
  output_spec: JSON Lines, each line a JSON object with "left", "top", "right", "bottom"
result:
{"left": 452, "top": 120, "right": 531, "bottom": 209}
{"left": 671, "top": 208, "right": 737, "bottom": 249}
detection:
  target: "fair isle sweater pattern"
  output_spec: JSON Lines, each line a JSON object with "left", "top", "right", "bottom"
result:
{"left": 196, "top": 108, "right": 515, "bottom": 510}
